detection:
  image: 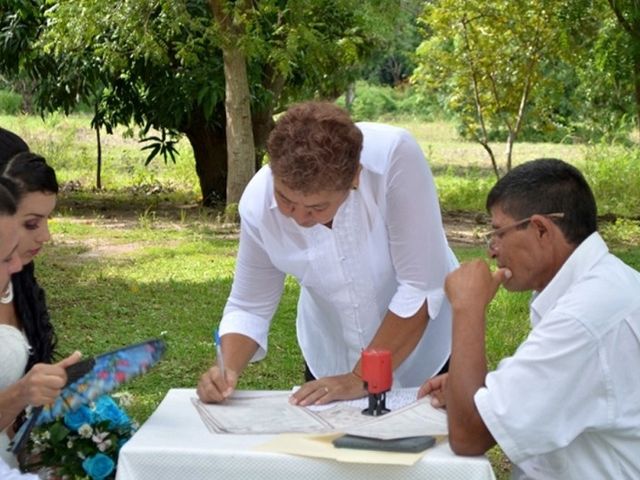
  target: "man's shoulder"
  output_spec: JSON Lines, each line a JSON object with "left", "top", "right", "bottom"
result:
{"left": 559, "top": 253, "right": 640, "bottom": 336}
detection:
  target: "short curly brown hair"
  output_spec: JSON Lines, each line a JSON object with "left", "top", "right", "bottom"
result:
{"left": 267, "top": 102, "right": 363, "bottom": 193}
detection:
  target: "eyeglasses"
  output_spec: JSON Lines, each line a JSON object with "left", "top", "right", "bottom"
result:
{"left": 481, "top": 212, "right": 565, "bottom": 250}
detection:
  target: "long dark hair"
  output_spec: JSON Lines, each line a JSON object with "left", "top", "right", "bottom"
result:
{"left": 0, "top": 127, "right": 30, "bottom": 163}
{"left": 0, "top": 152, "right": 59, "bottom": 368}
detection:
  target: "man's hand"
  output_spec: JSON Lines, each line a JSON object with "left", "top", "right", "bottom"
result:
{"left": 197, "top": 366, "right": 239, "bottom": 403}
{"left": 418, "top": 373, "right": 448, "bottom": 408}
{"left": 445, "top": 260, "right": 511, "bottom": 314}
{"left": 289, "top": 373, "right": 367, "bottom": 406}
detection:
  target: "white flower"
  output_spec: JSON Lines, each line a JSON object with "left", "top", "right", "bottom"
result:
{"left": 114, "top": 391, "right": 134, "bottom": 408}
{"left": 41, "top": 431, "right": 51, "bottom": 440}
{"left": 97, "top": 439, "right": 112, "bottom": 452}
{"left": 78, "top": 424, "right": 93, "bottom": 438}
{"left": 67, "top": 439, "right": 74, "bottom": 449}
{"left": 92, "top": 431, "right": 109, "bottom": 444}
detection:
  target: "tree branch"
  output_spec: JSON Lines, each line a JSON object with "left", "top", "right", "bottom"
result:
{"left": 460, "top": 15, "right": 499, "bottom": 178}
{"left": 607, "top": 0, "right": 640, "bottom": 40}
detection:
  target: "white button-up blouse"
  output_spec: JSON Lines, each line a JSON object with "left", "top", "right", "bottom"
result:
{"left": 219, "top": 122, "right": 457, "bottom": 387}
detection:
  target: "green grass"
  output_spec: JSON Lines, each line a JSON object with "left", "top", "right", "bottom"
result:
{"left": 41, "top": 213, "right": 638, "bottom": 480}
{"left": 44, "top": 220, "right": 535, "bottom": 421}
{"left": 4, "top": 112, "right": 640, "bottom": 479}
{"left": 1, "top": 114, "right": 200, "bottom": 198}
{"left": 4, "top": 112, "right": 640, "bottom": 218}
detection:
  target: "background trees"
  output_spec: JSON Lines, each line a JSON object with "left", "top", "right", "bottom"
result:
{"left": 411, "top": 0, "right": 639, "bottom": 176}
{"left": 412, "top": 0, "right": 596, "bottom": 177}
{"left": 1, "top": 0, "right": 639, "bottom": 195}
{"left": 1, "top": 0, "right": 396, "bottom": 205}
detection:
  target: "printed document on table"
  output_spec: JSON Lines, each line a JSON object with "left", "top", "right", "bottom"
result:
{"left": 343, "top": 395, "right": 448, "bottom": 439}
{"left": 192, "top": 392, "right": 331, "bottom": 434}
{"left": 192, "top": 388, "right": 448, "bottom": 437}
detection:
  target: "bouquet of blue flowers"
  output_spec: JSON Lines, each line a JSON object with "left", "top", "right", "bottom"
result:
{"left": 25, "top": 393, "right": 137, "bottom": 480}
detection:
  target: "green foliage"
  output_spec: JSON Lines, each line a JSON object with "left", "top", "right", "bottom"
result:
{"left": 14, "top": 114, "right": 639, "bottom": 480}
{"left": 0, "top": 89, "right": 22, "bottom": 114}
{"left": 1, "top": 0, "right": 410, "bottom": 202}
{"left": 600, "top": 0, "right": 640, "bottom": 130}
{"left": 434, "top": 166, "right": 494, "bottom": 213}
{"left": 1, "top": 113, "right": 200, "bottom": 197}
{"left": 600, "top": 218, "right": 640, "bottom": 246}
{"left": 337, "top": 81, "right": 437, "bottom": 121}
{"left": 359, "top": 0, "right": 423, "bottom": 86}
{"left": 412, "top": 0, "right": 604, "bottom": 172}
{"left": 582, "top": 145, "right": 640, "bottom": 218}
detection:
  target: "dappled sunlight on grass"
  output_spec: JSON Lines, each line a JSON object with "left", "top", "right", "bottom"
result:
{"left": 6, "top": 112, "right": 639, "bottom": 480}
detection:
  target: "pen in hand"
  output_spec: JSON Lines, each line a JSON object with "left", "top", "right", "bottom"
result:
{"left": 213, "top": 329, "right": 226, "bottom": 382}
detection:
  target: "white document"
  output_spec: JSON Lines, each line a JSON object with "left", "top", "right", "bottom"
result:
{"left": 192, "top": 389, "right": 448, "bottom": 438}
{"left": 343, "top": 395, "right": 448, "bottom": 439}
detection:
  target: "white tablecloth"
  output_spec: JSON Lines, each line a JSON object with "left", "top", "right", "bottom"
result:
{"left": 116, "top": 389, "right": 496, "bottom": 480}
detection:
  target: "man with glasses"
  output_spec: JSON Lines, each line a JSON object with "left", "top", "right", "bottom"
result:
{"left": 420, "top": 158, "right": 640, "bottom": 479}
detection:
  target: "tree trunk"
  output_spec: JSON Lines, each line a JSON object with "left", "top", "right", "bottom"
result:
{"left": 252, "top": 105, "right": 276, "bottom": 170}
{"left": 634, "top": 51, "right": 640, "bottom": 134}
{"left": 221, "top": 45, "right": 256, "bottom": 205}
{"left": 183, "top": 111, "right": 228, "bottom": 207}
{"left": 345, "top": 82, "right": 356, "bottom": 112}
{"left": 209, "top": 0, "right": 256, "bottom": 210}
{"left": 505, "top": 130, "right": 515, "bottom": 174}
{"left": 95, "top": 124, "right": 102, "bottom": 190}
{"left": 251, "top": 65, "right": 285, "bottom": 169}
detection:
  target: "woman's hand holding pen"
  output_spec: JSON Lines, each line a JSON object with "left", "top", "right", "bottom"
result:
{"left": 196, "top": 332, "right": 258, "bottom": 403}
{"left": 196, "top": 364, "right": 238, "bottom": 403}
{"left": 289, "top": 372, "right": 367, "bottom": 407}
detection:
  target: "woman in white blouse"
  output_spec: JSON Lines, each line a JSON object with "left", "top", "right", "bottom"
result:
{"left": 198, "top": 102, "right": 457, "bottom": 406}
{"left": 0, "top": 146, "right": 80, "bottom": 468}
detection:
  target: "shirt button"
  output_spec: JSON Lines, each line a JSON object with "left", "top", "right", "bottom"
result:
{"left": 340, "top": 256, "right": 346, "bottom": 261}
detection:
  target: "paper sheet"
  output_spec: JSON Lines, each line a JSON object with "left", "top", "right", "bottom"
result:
{"left": 344, "top": 396, "right": 448, "bottom": 439}
{"left": 192, "top": 394, "right": 330, "bottom": 434}
{"left": 252, "top": 432, "right": 434, "bottom": 466}
{"left": 192, "top": 388, "right": 447, "bottom": 438}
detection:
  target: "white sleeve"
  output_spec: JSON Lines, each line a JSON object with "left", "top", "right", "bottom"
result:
{"left": 474, "top": 314, "right": 610, "bottom": 464}
{"left": 0, "top": 459, "right": 39, "bottom": 479}
{"left": 219, "top": 218, "right": 286, "bottom": 362}
{"left": 385, "top": 130, "right": 453, "bottom": 320}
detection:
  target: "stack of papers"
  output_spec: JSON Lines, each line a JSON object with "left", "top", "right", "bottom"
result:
{"left": 191, "top": 388, "right": 447, "bottom": 438}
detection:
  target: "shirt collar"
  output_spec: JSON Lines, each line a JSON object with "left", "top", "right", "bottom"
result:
{"left": 530, "top": 232, "right": 608, "bottom": 325}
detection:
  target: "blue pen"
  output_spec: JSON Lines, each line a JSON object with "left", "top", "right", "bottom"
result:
{"left": 213, "top": 329, "right": 226, "bottom": 380}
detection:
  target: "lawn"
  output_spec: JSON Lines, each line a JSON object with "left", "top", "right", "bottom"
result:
{"left": 3, "top": 112, "right": 640, "bottom": 479}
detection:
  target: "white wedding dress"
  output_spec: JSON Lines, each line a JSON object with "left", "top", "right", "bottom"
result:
{"left": 0, "top": 324, "right": 30, "bottom": 468}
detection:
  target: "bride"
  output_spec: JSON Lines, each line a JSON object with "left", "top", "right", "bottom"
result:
{"left": 0, "top": 137, "right": 81, "bottom": 468}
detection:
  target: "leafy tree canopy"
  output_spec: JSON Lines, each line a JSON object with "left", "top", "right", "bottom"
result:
{"left": 1, "top": 0, "right": 399, "bottom": 204}
{"left": 412, "top": 0, "right": 599, "bottom": 175}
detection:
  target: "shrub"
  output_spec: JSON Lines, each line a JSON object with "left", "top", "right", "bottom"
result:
{"left": 0, "top": 89, "right": 22, "bottom": 114}
{"left": 582, "top": 145, "right": 640, "bottom": 218}
{"left": 336, "top": 81, "right": 438, "bottom": 122}
{"left": 435, "top": 166, "right": 494, "bottom": 213}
